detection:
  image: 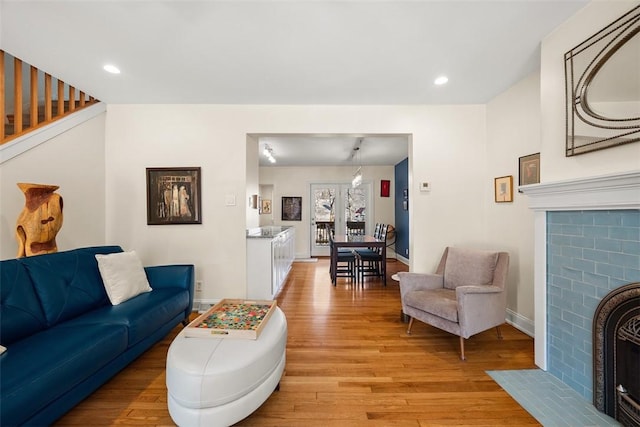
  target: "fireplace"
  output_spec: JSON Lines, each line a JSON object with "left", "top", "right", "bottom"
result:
{"left": 593, "top": 283, "right": 640, "bottom": 426}
{"left": 521, "top": 171, "right": 640, "bottom": 403}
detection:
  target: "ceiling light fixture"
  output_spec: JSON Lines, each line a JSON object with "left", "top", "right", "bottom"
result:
{"left": 263, "top": 144, "right": 276, "bottom": 163}
{"left": 352, "top": 166, "right": 362, "bottom": 188}
{"left": 351, "top": 139, "right": 363, "bottom": 188}
{"left": 103, "top": 64, "right": 121, "bottom": 74}
{"left": 434, "top": 75, "right": 448, "bottom": 85}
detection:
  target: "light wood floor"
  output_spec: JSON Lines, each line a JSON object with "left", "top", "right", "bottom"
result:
{"left": 55, "top": 258, "right": 540, "bottom": 426}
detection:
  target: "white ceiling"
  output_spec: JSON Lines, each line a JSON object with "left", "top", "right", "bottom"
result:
{"left": 0, "top": 0, "right": 589, "bottom": 166}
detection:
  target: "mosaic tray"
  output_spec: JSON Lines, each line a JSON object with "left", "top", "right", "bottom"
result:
{"left": 184, "top": 299, "right": 277, "bottom": 340}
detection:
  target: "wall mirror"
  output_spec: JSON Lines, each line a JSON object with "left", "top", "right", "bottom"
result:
{"left": 564, "top": 5, "right": 640, "bottom": 156}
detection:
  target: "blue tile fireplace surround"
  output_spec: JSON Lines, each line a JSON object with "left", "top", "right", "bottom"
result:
{"left": 521, "top": 171, "right": 640, "bottom": 411}
{"left": 547, "top": 209, "right": 640, "bottom": 400}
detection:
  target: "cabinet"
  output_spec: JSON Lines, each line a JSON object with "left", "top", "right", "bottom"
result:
{"left": 247, "top": 226, "right": 295, "bottom": 300}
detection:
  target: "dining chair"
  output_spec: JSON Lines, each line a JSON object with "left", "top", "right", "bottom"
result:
{"left": 328, "top": 225, "right": 357, "bottom": 284}
{"left": 354, "top": 224, "right": 388, "bottom": 282}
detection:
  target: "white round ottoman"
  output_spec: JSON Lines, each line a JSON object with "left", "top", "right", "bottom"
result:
{"left": 166, "top": 306, "right": 287, "bottom": 427}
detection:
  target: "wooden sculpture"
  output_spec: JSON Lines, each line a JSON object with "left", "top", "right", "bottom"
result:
{"left": 15, "top": 183, "right": 64, "bottom": 258}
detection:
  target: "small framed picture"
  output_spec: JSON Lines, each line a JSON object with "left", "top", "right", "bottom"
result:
{"left": 381, "top": 180, "right": 390, "bottom": 197}
{"left": 403, "top": 200, "right": 408, "bottom": 210}
{"left": 494, "top": 175, "right": 513, "bottom": 203}
{"left": 282, "top": 196, "right": 302, "bottom": 221}
{"left": 146, "top": 167, "right": 202, "bottom": 224}
{"left": 519, "top": 153, "right": 540, "bottom": 186}
{"left": 261, "top": 199, "right": 272, "bottom": 214}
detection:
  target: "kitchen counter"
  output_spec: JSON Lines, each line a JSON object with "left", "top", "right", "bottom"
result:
{"left": 246, "top": 226, "right": 293, "bottom": 239}
{"left": 246, "top": 227, "right": 295, "bottom": 299}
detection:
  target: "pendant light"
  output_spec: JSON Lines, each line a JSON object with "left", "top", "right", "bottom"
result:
{"left": 351, "top": 139, "right": 363, "bottom": 188}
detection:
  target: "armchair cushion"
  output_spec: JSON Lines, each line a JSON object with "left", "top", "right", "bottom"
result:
{"left": 443, "top": 247, "right": 498, "bottom": 290}
{"left": 404, "top": 289, "right": 457, "bottom": 322}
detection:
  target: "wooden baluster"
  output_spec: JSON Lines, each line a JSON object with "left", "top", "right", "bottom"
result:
{"left": 30, "top": 66, "right": 38, "bottom": 127}
{"left": 0, "top": 50, "right": 5, "bottom": 141}
{"left": 14, "top": 58, "right": 23, "bottom": 133}
{"left": 1, "top": 51, "right": 99, "bottom": 144}
{"left": 57, "top": 79, "right": 64, "bottom": 117}
{"left": 69, "top": 86, "right": 75, "bottom": 112}
{"left": 44, "top": 74, "right": 52, "bottom": 121}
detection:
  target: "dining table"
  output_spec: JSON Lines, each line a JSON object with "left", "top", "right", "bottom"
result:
{"left": 330, "top": 234, "right": 387, "bottom": 286}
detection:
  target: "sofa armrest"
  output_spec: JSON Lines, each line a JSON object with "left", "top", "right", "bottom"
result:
{"left": 145, "top": 265, "right": 195, "bottom": 319}
{"left": 145, "top": 265, "right": 194, "bottom": 290}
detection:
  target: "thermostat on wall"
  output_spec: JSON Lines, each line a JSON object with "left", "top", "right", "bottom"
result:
{"left": 420, "top": 182, "right": 430, "bottom": 192}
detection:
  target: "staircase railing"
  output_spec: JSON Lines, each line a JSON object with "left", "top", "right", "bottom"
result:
{"left": 1, "top": 50, "right": 100, "bottom": 145}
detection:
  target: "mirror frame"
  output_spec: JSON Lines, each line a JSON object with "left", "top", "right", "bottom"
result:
{"left": 564, "top": 5, "right": 640, "bottom": 156}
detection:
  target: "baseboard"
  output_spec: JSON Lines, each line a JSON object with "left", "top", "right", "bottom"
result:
{"left": 395, "top": 255, "right": 409, "bottom": 266}
{"left": 506, "top": 308, "right": 534, "bottom": 337}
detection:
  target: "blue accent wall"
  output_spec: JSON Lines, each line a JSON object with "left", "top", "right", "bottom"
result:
{"left": 546, "top": 209, "right": 640, "bottom": 400}
{"left": 394, "top": 158, "right": 409, "bottom": 259}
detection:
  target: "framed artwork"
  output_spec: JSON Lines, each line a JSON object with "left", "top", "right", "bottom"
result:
{"left": 282, "top": 196, "right": 302, "bottom": 221}
{"left": 146, "top": 167, "right": 202, "bottom": 225}
{"left": 381, "top": 180, "right": 390, "bottom": 197}
{"left": 261, "top": 199, "right": 272, "bottom": 214}
{"left": 494, "top": 175, "right": 513, "bottom": 203}
{"left": 403, "top": 200, "right": 408, "bottom": 210}
{"left": 519, "top": 153, "right": 540, "bottom": 186}
{"left": 403, "top": 188, "right": 408, "bottom": 199}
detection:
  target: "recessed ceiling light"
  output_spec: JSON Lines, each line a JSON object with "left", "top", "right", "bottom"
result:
{"left": 434, "top": 75, "right": 448, "bottom": 85}
{"left": 103, "top": 64, "right": 121, "bottom": 74}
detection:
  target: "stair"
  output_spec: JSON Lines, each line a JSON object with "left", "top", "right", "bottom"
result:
{"left": 1, "top": 50, "right": 99, "bottom": 144}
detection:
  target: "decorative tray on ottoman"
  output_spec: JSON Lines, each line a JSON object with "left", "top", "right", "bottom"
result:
{"left": 184, "top": 299, "right": 277, "bottom": 339}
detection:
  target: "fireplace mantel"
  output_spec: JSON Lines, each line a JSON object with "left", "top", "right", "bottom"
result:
{"left": 521, "top": 170, "right": 640, "bottom": 211}
{"left": 520, "top": 170, "right": 640, "bottom": 370}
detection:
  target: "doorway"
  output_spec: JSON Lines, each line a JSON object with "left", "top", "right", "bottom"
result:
{"left": 310, "top": 182, "right": 372, "bottom": 257}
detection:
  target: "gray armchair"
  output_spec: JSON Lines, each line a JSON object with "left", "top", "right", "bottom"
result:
{"left": 398, "top": 247, "right": 509, "bottom": 360}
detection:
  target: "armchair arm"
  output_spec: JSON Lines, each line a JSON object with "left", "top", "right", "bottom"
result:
{"left": 455, "top": 285, "right": 506, "bottom": 338}
{"left": 455, "top": 285, "right": 502, "bottom": 296}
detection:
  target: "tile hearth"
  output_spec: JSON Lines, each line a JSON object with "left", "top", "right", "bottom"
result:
{"left": 488, "top": 369, "right": 620, "bottom": 427}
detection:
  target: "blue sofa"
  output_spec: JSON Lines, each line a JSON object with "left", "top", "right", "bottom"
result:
{"left": 0, "top": 246, "right": 194, "bottom": 426}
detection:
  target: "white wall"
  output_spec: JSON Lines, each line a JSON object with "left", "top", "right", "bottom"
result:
{"left": 104, "top": 104, "right": 487, "bottom": 300}
{"left": 259, "top": 164, "right": 396, "bottom": 259}
{"left": 0, "top": 114, "right": 107, "bottom": 259}
{"left": 486, "top": 72, "right": 540, "bottom": 328}
{"left": 246, "top": 134, "right": 260, "bottom": 228}
{"left": 540, "top": 0, "right": 640, "bottom": 181}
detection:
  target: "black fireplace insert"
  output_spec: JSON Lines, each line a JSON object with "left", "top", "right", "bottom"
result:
{"left": 593, "top": 283, "right": 640, "bottom": 427}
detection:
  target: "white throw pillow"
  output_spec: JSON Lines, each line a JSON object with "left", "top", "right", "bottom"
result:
{"left": 95, "top": 250, "right": 152, "bottom": 305}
